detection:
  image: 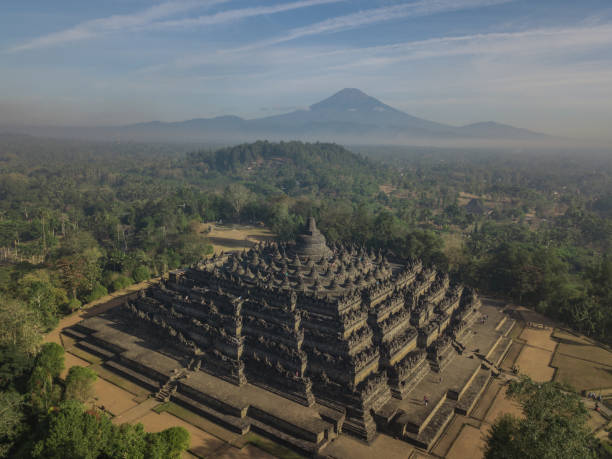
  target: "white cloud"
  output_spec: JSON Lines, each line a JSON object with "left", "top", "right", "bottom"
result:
{"left": 230, "top": 0, "right": 514, "bottom": 52}
{"left": 151, "top": 0, "right": 346, "bottom": 29}
{"left": 154, "top": 0, "right": 514, "bottom": 71}
{"left": 314, "top": 23, "right": 612, "bottom": 69}
{"left": 7, "top": 0, "right": 345, "bottom": 53}
{"left": 7, "top": 0, "right": 229, "bottom": 52}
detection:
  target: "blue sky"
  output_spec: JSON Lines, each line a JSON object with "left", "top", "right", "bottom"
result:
{"left": 2, "top": 0, "right": 612, "bottom": 140}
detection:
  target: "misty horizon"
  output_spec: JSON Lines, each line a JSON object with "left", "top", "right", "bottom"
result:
{"left": 2, "top": 0, "right": 612, "bottom": 143}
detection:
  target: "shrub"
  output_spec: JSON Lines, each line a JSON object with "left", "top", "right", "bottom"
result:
{"left": 132, "top": 266, "right": 151, "bottom": 283}
{"left": 85, "top": 283, "right": 108, "bottom": 303}
{"left": 111, "top": 275, "right": 133, "bottom": 292}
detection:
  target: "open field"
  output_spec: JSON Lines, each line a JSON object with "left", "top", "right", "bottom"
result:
{"left": 548, "top": 329, "right": 612, "bottom": 392}
{"left": 519, "top": 328, "right": 557, "bottom": 352}
{"left": 483, "top": 389, "right": 523, "bottom": 425}
{"left": 445, "top": 425, "right": 485, "bottom": 459}
{"left": 555, "top": 342, "right": 612, "bottom": 368}
{"left": 551, "top": 353, "right": 612, "bottom": 392}
{"left": 552, "top": 329, "right": 593, "bottom": 345}
{"left": 514, "top": 346, "right": 555, "bottom": 382}
{"left": 201, "top": 222, "right": 275, "bottom": 254}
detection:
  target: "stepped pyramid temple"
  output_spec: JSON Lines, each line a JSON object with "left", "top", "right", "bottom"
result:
{"left": 66, "top": 218, "right": 515, "bottom": 455}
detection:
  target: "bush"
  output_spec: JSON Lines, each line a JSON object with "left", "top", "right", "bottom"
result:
{"left": 132, "top": 265, "right": 151, "bottom": 283}
{"left": 62, "top": 298, "right": 81, "bottom": 314}
{"left": 111, "top": 275, "right": 133, "bottom": 292}
{"left": 85, "top": 283, "right": 108, "bottom": 303}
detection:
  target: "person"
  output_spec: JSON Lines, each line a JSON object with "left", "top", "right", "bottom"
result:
{"left": 424, "top": 395, "right": 429, "bottom": 406}
{"left": 595, "top": 402, "right": 599, "bottom": 412}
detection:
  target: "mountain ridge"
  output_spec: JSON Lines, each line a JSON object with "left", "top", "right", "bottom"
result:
{"left": 4, "top": 89, "right": 552, "bottom": 145}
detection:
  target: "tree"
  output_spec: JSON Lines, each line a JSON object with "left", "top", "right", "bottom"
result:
{"left": 104, "top": 422, "right": 147, "bottom": 459}
{"left": 484, "top": 376, "right": 598, "bottom": 459}
{"left": 56, "top": 231, "right": 104, "bottom": 301}
{"left": 28, "top": 400, "right": 190, "bottom": 459}
{"left": 145, "top": 426, "right": 190, "bottom": 459}
{"left": 0, "top": 391, "right": 25, "bottom": 458}
{"left": 223, "top": 184, "right": 251, "bottom": 218}
{"left": 64, "top": 366, "right": 97, "bottom": 403}
{"left": 34, "top": 343, "right": 64, "bottom": 380}
{"left": 0, "top": 296, "right": 40, "bottom": 390}
{"left": 0, "top": 296, "right": 41, "bottom": 356}
{"left": 28, "top": 343, "right": 65, "bottom": 413}
{"left": 17, "top": 270, "right": 68, "bottom": 329}
{"left": 30, "top": 400, "right": 111, "bottom": 459}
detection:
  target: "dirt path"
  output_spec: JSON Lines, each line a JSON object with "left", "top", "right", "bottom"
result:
{"left": 112, "top": 398, "right": 160, "bottom": 424}
{"left": 44, "top": 278, "right": 159, "bottom": 345}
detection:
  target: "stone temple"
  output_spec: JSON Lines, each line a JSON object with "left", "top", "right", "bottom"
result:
{"left": 65, "top": 218, "right": 515, "bottom": 455}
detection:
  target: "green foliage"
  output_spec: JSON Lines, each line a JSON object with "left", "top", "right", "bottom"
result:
{"left": 17, "top": 270, "right": 67, "bottom": 329}
{"left": 0, "top": 136, "right": 611, "bottom": 343}
{"left": 27, "top": 400, "right": 190, "bottom": 459}
{"left": 104, "top": 422, "right": 148, "bottom": 459}
{"left": 0, "top": 391, "right": 25, "bottom": 458}
{"left": 148, "top": 426, "right": 190, "bottom": 459}
{"left": 64, "top": 298, "right": 82, "bottom": 314}
{"left": 64, "top": 366, "right": 97, "bottom": 403}
{"left": 85, "top": 283, "right": 107, "bottom": 303}
{"left": 110, "top": 274, "right": 133, "bottom": 292}
{"left": 33, "top": 344, "right": 64, "bottom": 381}
{"left": 30, "top": 400, "right": 111, "bottom": 459}
{"left": 0, "top": 296, "right": 42, "bottom": 357}
{"left": 28, "top": 343, "right": 65, "bottom": 413}
{"left": 484, "top": 377, "right": 599, "bottom": 459}
{"left": 132, "top": 265, "right": 151, "bottom": 283}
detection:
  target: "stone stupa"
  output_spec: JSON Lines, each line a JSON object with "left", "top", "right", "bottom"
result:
{"left": 291, "top": 217, "right": 332, "bottom": 259}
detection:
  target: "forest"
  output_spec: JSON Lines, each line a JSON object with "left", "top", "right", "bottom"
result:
{"left": 0, "top": 134, "right": 611, "bottom": 456}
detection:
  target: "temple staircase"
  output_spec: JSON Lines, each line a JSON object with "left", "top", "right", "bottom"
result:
{"left": 155, "top": 367, "right": 190, "bottom": 402}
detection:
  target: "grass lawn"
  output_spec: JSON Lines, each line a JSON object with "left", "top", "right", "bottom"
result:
{"left": 548, "top": 328, "right": 612, "bottom": 392}
{"left": 551, "top": 352, "right": 612, "bottom": 392}
{"left": 554, "top": 342, "right": 612, "bottom": 368}
{"left": 200, "top": 223, "right": 275, "bottom": 254}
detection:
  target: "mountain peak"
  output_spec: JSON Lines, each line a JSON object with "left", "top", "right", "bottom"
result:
{"left": 310, "top": 88, "right": 393, "bottom": 112}
{"left": 334, "top": 88, "right": 369, "bottom": 98}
